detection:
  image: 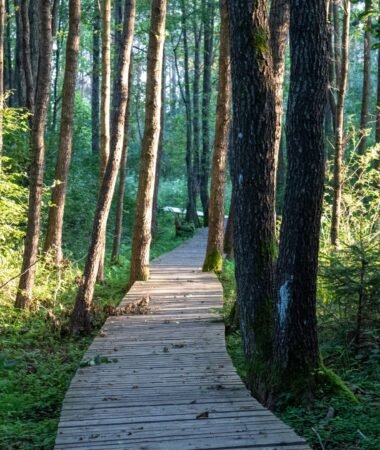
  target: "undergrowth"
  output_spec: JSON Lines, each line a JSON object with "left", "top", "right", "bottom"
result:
{"left": 220, "top": 260, "right": 380, "bottom": 450}
{"left": 0, "top": 211, "right": 187, "bottom": 449}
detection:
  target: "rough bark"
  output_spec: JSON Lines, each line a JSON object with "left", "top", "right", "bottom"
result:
{"left": 15, "top": 0, "right": 52, "bottom": 309}
{"left": 44, "top": 0, "right": 81, "bottom": 263}
{"left": 274, "top": 0, "right": 328, "bottom": 395}
{"left": 111, "top": 59, "right": 133, "bottom": 262}
{"left": 357, "top": 0, "right": 371, "bottom": 157}
{"left": 97, "top": 0, "right": 112, "bottom": 282}
{"left": 151, "top": 51, "right": 165, "bottom": 237}
{"left": 331, "top": 0, "right": 350, "bottom": 248}
{"left": 20, "top": 0, "right": 34, "bottom": 112}
{"left": 200, "top": 0, "right": 215, "bottom": 226}
{"left": 269, "top": 0, "right": 289, "bottom": 196}
{"left": 70, "top": 0, "right": 135, "bottom": 333}
{"left": 203, "top": 0, "right": 231, "bottom": 273}
{"left": 128, "top": 0, "right": 167, "bottom": 286}
{"left": 228, "top": 0, "right": 277, "bottom": 402}
{"left": 91, "top": 0, "right": 100, "bottom": 155}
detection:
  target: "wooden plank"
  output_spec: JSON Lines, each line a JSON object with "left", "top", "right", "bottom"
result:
{"left": 54, "top": 229, "right": 309, "bottom": 449}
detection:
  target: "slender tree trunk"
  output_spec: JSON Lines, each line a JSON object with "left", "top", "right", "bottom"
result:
{"left": 20, "top": 0, "right": 34, "bottom": 112}
{"left": 376, "top": 3, "right": 380, "bottom": 171}
{"left": 15, "top": 0, "right": 53, "bottom": 309}
{"left": 128, "top": 0, "right": 167, "bottom": 286}
{"left": 327, "top": 0, "right": 337, "bottom": 133}
{"left": 203, "top": 0, "right": 231, "bottom": 273}
{"left": 269, "top": 0, "right": 289, "bottom": 198}
{"left": 97, "top": 0, "right": 111, "bottom": 282}
{"left": 4, "top": 0, "right": 12, "bottom": 99}
{"left": 29, "top": 0, "right": 39, "bottom": 87}
{"left": 273, "top": 0, "right": 328, "bottom": 397}
{"left": 14, "top": 0, "right": 25, "bottom": 106}
{"left": 91, "top": 0, "right": 100, "bottom": 155}
{"left": 151, "top": 51, "right": 165, "bottom": 237}
{"left": 70, "top": 0, "right": 135, "bottom": 333}
{"left": 44, "top": 0, "right": 81, "bottom": 263}
{"left": 51, "top": 0, "right": 60, "bottom": 38}
{"left": 0, "top": 0, "right": 4, "bottom": 164}
{"left": 331, "top": 0, "right": 350, "bottom": 248}
{"left": 51, "top": 8, "right": 62, "bottom": 131}
{"left": 228, "top": 0, "right": 277, "bottom": 402}
{"left": 111, "top": 59, "right": 133, "bottom": 262}
{"left": 200, "top": 0, "right": 214, "bottom": 226}
{"left": 358, "top": 0, "right": 371, "bottom": 157}
{"left": 333, "top": 0, "right": 341, "bottom": 88}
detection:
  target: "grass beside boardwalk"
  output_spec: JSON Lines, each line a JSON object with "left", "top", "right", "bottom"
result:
{"left": 0, "top": 212, "right": 188, "bottom": 450}
{"left": 219, "top": 260, "right": 380, "bottom": 450}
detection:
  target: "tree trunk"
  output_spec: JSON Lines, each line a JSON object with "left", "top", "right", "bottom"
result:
{"left": 4, "top": 0, "right": 12, "bottom": 99}
{"left": 333, "top": 0, "right": 341, "bottom": 89}
{"left": 357, "top": 0, "right": 371, "bottom": 157}
{"left": 151, "top": 51, "right": 165, "bottom": 237}
{"left": 15, "top": 0, "right": 53, "bottom": 309}
{"left": 128, "top": 0, "right": 167, "bottom": 286}
{"left": 223, "top": 195, "right": 234, "bottom": 260}
{"left": 376, "top": 2, "right": 380, "bottom": 171}
{"left": 111, "top": 59, "right": 133, "bottom": 262}
{"left": 331, "top": 0, "right": 350, "bottom": 248}
{"left": 91, "top": 0, "right": 100, "bottom": 155}
{"left": 203, "top": 0, "right": 231, "bottom": 273}
{"left": 44, "top": 0, "right": 81, "bottom": 263}
{"left": 51, "top": 5, "right": 62, "bottom": 131}
{"left": 228, "top": 0, "right": 277, "bottom": 402}
{"left": 274, "top": 0, "right": 328, "bottom": 397}
{"left": 0, "top": 0, "right": 4, "bottom": 164}
{"left": 200, "top": 0, "right": 214, "bottom": 226}
{"left": 29, "top": 0, "right": 39, "bottom": 87}
{"left": 269, "top": 0, "right": 289, "bottom": 199}
{"left": 97, "top": 0, "right": 112, "bottom": 282}
{"left": 327, "top": 0, "right": 337, "bottom": 133}
{"left": 70, "top": 0, "right": 135, "bottom": 333}
{"left": 14, "top": 0, "right": 25, "bottom": 106}
{"left": 20, "top": 0, "right": 34, "bottom": 112}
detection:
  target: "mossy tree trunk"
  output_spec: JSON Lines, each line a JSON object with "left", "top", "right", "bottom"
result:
{"left": 203, "top": 0, "right": 231, "bottom": 273}
{"left": 128, "top": 0, "right": 167, "bottom": 286}
{"left": 228, "top": 0, "right": 277, "bottom": 403}
{"left": 70, "top": 0, "right": 135, "bottom": 333}
{"left": 273, "top": 0, "right": 328, "bottom": 396}
{"left": 15, "top": 0, "right": 53, "bottom": 308}
{"left": 44, "top": 0, "right": 81, "bottom": 264}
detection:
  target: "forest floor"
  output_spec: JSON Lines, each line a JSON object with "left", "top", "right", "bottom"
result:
{"left": 0, "top": 212, "right": 188, "bottom": 450}
{"left": 220, "top": 260, "right": 380, "bottom": 450}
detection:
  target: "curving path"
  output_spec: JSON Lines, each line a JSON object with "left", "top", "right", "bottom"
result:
{"left": 55, "top": 229, "right": 309, "bottom": 450}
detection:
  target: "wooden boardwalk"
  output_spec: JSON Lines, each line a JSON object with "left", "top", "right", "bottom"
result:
{"left": 55, "top": 229, "right": 309, "bottom": 450}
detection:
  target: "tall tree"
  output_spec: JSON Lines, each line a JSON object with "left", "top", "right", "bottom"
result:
{"left": 20, "top": 0, "right": 34, "bottom": 112}
{"left": 357, "top": 0, "right": 371, "bottom": 157}
{"left": 15, "top": 0, "right": 53, "bottom": 309}
{"left": 128, "top": 0, "right": 167, "bottom": 285}
{"left": 199, "top": 0, "right": 215, "bottom": 226}
{"left": 14, "top": 0, "right": 25, "bottom": 107}
{"left": 273, "top": 0, "right": 328, "bottom": 397}
{"left": 228, "top": 0, "right": 277, "bottom": 400}
{"left": 44, "top": 0, "right": 81, "bottom": 263}
{"left": 70, "top": 0, "right": 135, "bottom": 333}
{"left": 97, "top": 0, "right": 112, "bottom": 282}
{"left": 0, "top": 0, "right": 4, "bottom": 164}
{"left": 331, "top": 0, "right": 350, "bottom": 248}
{"left": 91, "top": 0, "right": 100, "bottom": 155}
{"left": 4, "top": 0, "right": 12, "bottom": 99}
{"left": 203, "top": 0, "right": 231, "bottom": 272}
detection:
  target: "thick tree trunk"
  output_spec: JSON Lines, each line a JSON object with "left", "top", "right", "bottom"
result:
{"left": 331, "top": 0, "right": 350, "bottom": 248}
{"left": 203, "top": 0, "right": 231, "bottom": 273}
{"left": 91, "top": 0, "right": 100, "bottom": 155}
{"left": 128, "top": 0, "right": 167, "bottom": 286}
{"left": 151, "top": 51, "right": 165, "bottom": 237}
{"left": 111, "top": 60, "right": 133, "bottom": 262}
{"left": 15, "top": 0, "right": 52, "bottom": 309}
{"left": 200, "top": 0, "right": 214, "bottom": 226}
{"left": 357, "top": 0, "right": 371, "bottom": 157}
{"left": 97, "top": 0, "right": 112, "bottom": 282}
{"left": 44, "top": 0, "right": 81, "bottom": 263}
{"left": 228, "top": 0, "right": 277, "bottom": 402}
{"left": 70, "top": 0, "right": 135, "bottom": 333}
{"left": 269, "top": 0, "right": 289, "bottom": 197}
{"left": 274, "top": 0, "right": 328, "bottom": 396}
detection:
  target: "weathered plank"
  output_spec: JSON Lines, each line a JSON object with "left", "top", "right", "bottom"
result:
{"left": 55, "top": 229, "right": 309, "bottom": 449}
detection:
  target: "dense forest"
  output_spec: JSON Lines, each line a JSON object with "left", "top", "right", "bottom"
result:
{"left": 0, "top": 0, "right": 379, "bottom": 448}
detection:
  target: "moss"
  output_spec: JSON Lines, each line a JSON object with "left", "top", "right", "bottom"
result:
{"left": 202, "top": 250, "right": 223, "bottom": 273}
{"left": 314, "top": 364, "right": 359, "bottom": 403}
{"left": 250, "top": 27, "right": 269, "bottom": 55}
